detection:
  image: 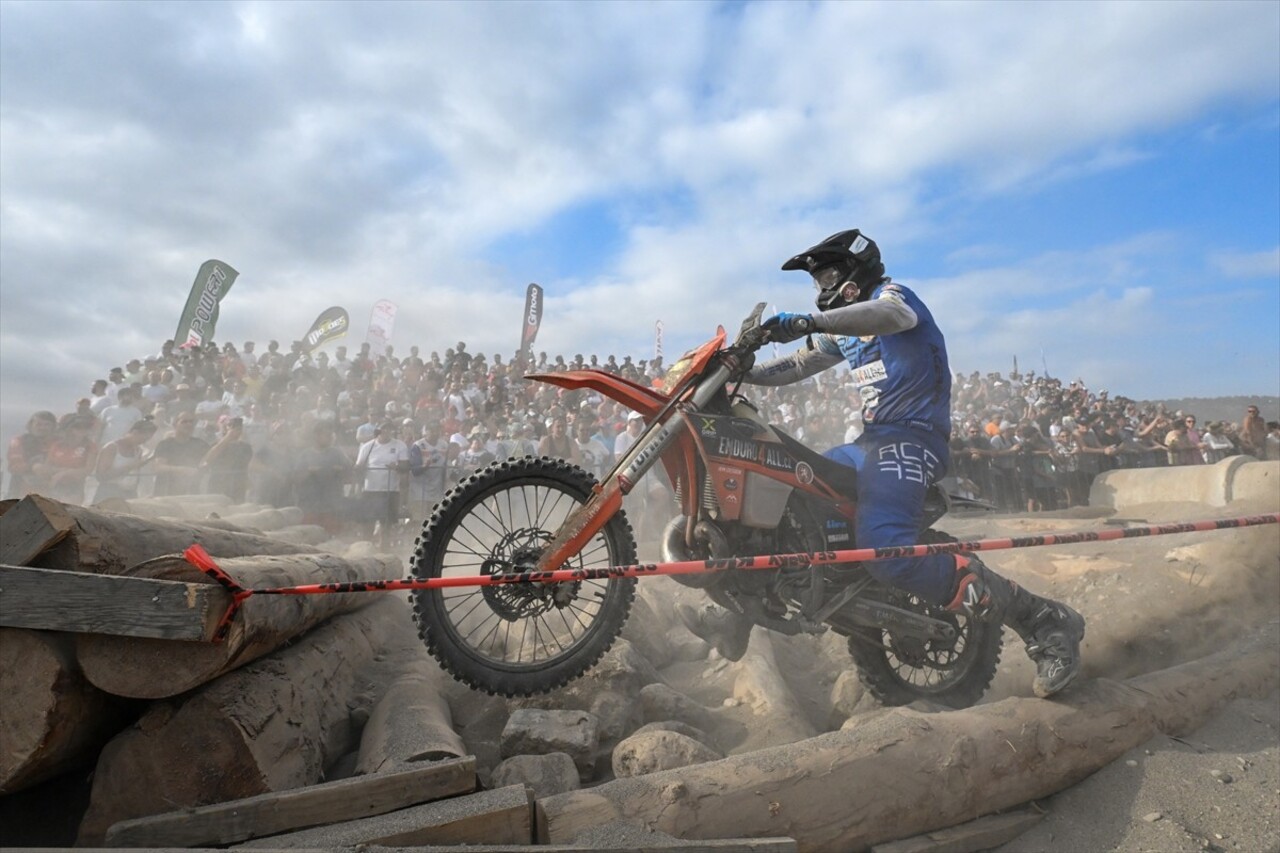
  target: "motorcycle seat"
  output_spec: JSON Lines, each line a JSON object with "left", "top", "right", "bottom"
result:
{"left": 773, "top": 430, "right": 859, "bottom": 499}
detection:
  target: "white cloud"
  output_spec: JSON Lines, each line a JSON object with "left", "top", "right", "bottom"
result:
{"left": 1, "top": 0, "right": 1278, "bottom": 442}
{"left": 1211, "top": 248, "right": 1280, "bottom": 279}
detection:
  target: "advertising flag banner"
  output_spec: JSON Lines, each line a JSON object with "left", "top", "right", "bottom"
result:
{"left": 655, "top": 320, "right": 664, "bottom": 360}
{"left": 519, "top": 283, "right": 544, "bottom": 361}
{"left": 366, "top": 299, "right": 398, "bottom": 354}
{"left": 301, "top": 306, "right": 350, "bottom": 354}
{"left": 175, "top": 260, "right": 239, "bottom": 348}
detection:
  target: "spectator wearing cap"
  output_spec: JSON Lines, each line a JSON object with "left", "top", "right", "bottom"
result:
{"left": 355, "top": 421, "right": 410, "bottom": 547}
{"left": 104, "top": 366, "right": 127, "bottom": 404}
{"left": 1201, "top": 422, "right": 1235, "bottom": 464}
{"left": 984, "top": 421, "right": 1021, "bottom": 511}
{"left": 124, "top": 358, "right": 146, "bottom": 386}
{"left": 513, "top": 423, "right": 540, "bottom": 457}
{"left": 456, "top": 427, "right": 496, "bottom": 476}
{"left": 89, "top": 379, "right": 113, "bottom": 415}
{"left": 168, "top": 383, "right": 199, "bottom": 422}
{"left": 614, "top": 411, "right": 646, "bottom": 458}
{"left": 93, "top": 418, "right": 159, "bottom": 502}
{"left": 6, "top": 411, "right": 58, "bottom": 499}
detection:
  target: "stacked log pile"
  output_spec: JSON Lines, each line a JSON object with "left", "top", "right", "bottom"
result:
{"left": 0, "top": 495, "right": 410, "bottom": 838}
{"left": 2, "top": 493, "right": 1277, "bottom": 851}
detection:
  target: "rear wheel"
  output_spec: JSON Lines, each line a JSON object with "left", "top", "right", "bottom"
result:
{"left": 846, "top": 531, "right": 1002, "bottom": 709}
{"left": 410, "top": 456, "right": 636, "bottom": 697}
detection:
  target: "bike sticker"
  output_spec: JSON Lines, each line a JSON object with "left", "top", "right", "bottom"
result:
{"left": 795, "top": 461, "right": 814, "bottom": 485}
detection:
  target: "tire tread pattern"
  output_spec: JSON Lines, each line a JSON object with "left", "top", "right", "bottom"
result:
{"left": 410, "top": 455, "right": 636, "bottom": 697}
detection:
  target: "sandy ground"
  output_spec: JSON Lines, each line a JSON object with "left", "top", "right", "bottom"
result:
{"left": 8, "top": 493, "right": 1270, "bottom": 850}
{"left": 614, "top": 497, "right": 1280, "bottom": 852}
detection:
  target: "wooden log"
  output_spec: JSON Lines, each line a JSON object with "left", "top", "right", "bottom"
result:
{"left": 76, "top": 596, "right": 411, "bottom": 844}
{"left": 0, "top": 629, "right": 131, "bottom": 795}
{"left": 236, "top": 784, "right": 534, "bottom": 848}
{"left": 0, "top": 494, "right": 76, "bottom": 566}
{"left": 730, "top": 634, "right": 816, "bottom": 745}
{"left": 102, "top": 756, "right": 477, "bottom": 847}
{"left": 218, "top": 508, "right": 288, "bottom": 531}
{"left": 115, "top": 494, "right": 234, "bottom": 519}
{"left": 355, "top": 667, "right": 467, "bottom": 775}
{"left": 0, "top": 566, "right": 228, "bottom": 641}
{"left": 269, "top": 525, "right": 331, "bottom": 546}
{"left": 869, "top": 809, "right": 1043, "bottom": 853}
{"left": 21, "top": 496, "right": 319, "bottom": 576}
{"left": 537, "top": 629, "right": 1279, "bottom": 852}
{"left": 75, "top": 552, "right": 401, "bottom": 699}
{"left": 15, "top": 842, "right": 797, "bottom": 853}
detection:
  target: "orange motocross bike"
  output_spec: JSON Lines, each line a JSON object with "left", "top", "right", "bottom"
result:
{"left": 410, "top": 305, "right": 1001, "bottom": 707}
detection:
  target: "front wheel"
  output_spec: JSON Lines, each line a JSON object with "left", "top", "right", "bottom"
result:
{"left": 846, "top": 531, "right": 1003, "bottom": 709}
{"left": 410, "top": 456, "right": 637, "bottom": 697}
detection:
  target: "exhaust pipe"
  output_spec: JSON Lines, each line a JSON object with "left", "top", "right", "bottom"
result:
{"left": 661, "top": 516, "right": 730, "bottom": 589}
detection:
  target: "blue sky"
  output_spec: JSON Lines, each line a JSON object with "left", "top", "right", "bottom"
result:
{"left": 1, "top": 0, "right": 1278, "bottom": 444}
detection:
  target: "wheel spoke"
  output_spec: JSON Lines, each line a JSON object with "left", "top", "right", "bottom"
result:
{"left": 411, "top": 461, "right": 636, "bottom": 693}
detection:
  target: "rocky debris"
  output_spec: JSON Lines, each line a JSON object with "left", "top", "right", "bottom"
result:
{"left": 620, "top": 591, "right": 676, "bottom": 669}
{"left": 4, "top": 489, "right": 1279, "bottom": 851}
{"left": 500, "top": 708, "right": 600, "bottom": 781}
{"left": 509, "top": 639, "right": 661, "bottom": 753}
{"left": 730, "top": 633, "right": 817, "bottom": 743}
{"left": 639, "top": 683, "right": 721, "bottom": 732}
{"left": 631, "top": 720, "right": 718, "bottom": 751}
{"left": 611, "top": 729, "right": 723, "bottom": 778}
{"left": 490, "top": 752, "right": 581, "bottom": 798}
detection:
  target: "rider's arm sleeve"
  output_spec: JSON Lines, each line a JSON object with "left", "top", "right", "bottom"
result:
{"left": 812, "top": 294, "right": 918, "bottom": 337}
{"left": 745, "top": 346, "right": 842, "bottom": 386}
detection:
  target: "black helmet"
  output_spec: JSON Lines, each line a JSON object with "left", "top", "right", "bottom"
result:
{"left": 782, "top": 229, "right": 885, "bottom": 311}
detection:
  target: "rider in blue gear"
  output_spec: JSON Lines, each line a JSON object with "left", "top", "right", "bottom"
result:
{"left": 682, "top": 229, "right": 1085, "bottom": 699}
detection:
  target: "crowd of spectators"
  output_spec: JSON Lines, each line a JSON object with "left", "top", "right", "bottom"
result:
{"left": 5, "top": 334, "right": 1279, "bottom": 544}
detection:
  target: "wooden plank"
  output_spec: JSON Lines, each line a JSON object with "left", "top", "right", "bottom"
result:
{"left": 34, "top": 845, "right": 795, "bottom": 853}
{"left": 0, "top": 565, "right": 227, "bottom": 641}
{"left": 103, "top": 756, "right": 477, "bottom": 848}
{"left": 869, "top": 809, "right": 1044, "bottom": 853}
{"left": 0, "top": 495, "right": 76, "bottom": 566}
{"left": 237, "top": 784, "right": 533, "bottom": 848}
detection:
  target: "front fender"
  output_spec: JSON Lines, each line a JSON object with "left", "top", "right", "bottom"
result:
{"left": 526, "top": 370, "right": 669, "bottom": 420}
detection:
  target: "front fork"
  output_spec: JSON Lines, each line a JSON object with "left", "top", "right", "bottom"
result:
{"left": 533, "top": 362, "right": 735, "bottom": 573}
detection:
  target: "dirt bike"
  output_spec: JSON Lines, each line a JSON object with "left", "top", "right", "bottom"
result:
{"left": 410, "top": 304, "right": 1002, "bottom": 707}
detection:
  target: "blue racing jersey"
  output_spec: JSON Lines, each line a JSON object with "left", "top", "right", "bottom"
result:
{"left": 815, "top": 282, "right": 952, "bottom": 435}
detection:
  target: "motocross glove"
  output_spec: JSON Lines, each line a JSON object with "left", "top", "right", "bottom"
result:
{"left": 762, "top": 312, "right": 815, "bottom": 344}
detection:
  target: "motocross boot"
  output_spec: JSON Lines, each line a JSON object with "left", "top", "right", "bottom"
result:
{"left": 946, "top": 554, "right": 1086, "bottom": 698}
{"left": 676, "top": 602, "right": 753, "bottom": 662}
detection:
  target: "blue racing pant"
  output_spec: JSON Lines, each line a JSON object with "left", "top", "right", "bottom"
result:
{"left": 823, "top": 424, "right": 956, "bottom": 606}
